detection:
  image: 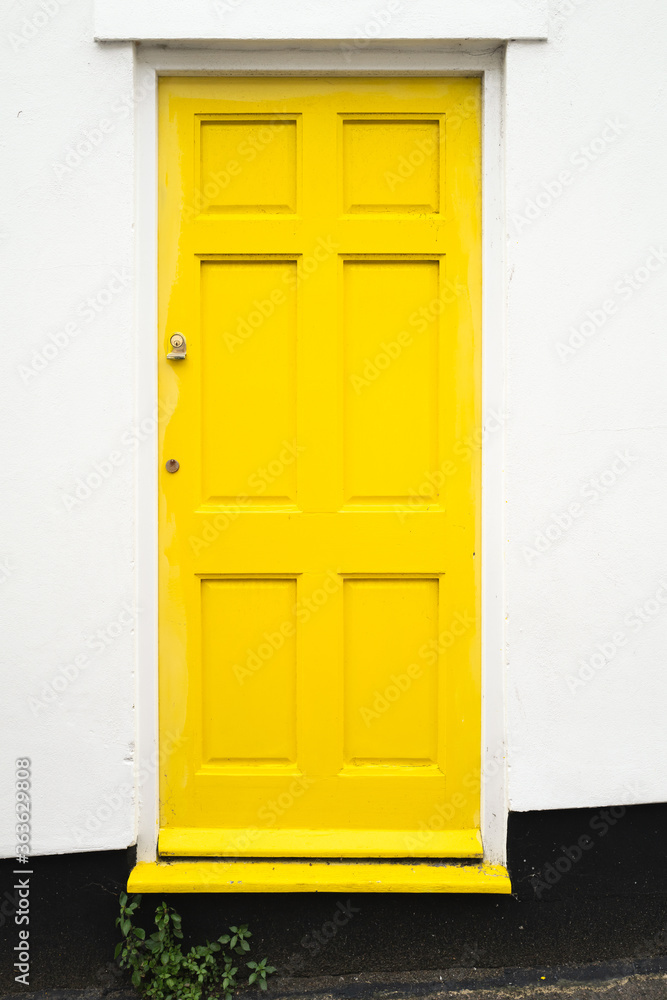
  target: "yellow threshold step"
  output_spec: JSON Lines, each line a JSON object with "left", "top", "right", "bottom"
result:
{"left": 128, "top": 860, "right": 511, "bottom": 894}
{"left": 158, "top": 827, "right": 483, "bottom": 858}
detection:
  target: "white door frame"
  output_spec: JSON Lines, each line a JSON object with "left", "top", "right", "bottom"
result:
{"left": 134, "top": 43, "right": 508, "bottom": 867}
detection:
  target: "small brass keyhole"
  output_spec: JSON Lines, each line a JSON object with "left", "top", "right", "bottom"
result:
{"left": 166, "top": 459, "right": 180, "bottom": 473}
{"left": 167, "top": 333, "right": 187, "bottom": 360}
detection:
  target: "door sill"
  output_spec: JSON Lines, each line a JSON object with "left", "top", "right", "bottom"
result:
{"left": 158, "top": 827, "right": 483, "bottom": 858}
{"left": 128, "top": 859, "right": 511, "bottom": 893}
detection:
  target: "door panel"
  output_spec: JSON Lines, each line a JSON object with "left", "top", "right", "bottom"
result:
{"left": 201, "top": 578, "right": 298, "bottom": 765}
{"left": 158, "top": 77, "right": 482, "bottom": 858}
{"left": 343, "top": 259, "right": 439, "bottom": 502}
{"left": 200, "top": 259, "right": 298, "bottom": 504}
{"left": 344, "top": 578, "right": 439, "bottom": 763}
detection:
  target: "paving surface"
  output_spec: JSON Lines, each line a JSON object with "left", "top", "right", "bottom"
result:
{"left": 277, "top": 973, "right": 667, "bottom": 998}
{"left": 3, "top": 967, "right": 667, "bottom": 1000}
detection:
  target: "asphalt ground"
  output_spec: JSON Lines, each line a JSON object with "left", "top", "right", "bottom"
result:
{"left": 3, "top": 962, "right": 667, "bottom": 1000}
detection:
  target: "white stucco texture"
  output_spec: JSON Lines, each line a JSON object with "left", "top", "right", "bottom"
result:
{"left": 93, "top": 0, "right": 548, "bottom": 44}
{"left": 505, "top": 1, "right": 667, "bottom": 809}
{"left": 1, "top": 0, "right": 666, "bottom": 857}
{"left": 1, "top": 2, "right": 136, "bottom": 853}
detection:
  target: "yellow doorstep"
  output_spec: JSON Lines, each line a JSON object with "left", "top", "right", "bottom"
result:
{"left": 129, "top": 861, "right": 510, "bottom": 894}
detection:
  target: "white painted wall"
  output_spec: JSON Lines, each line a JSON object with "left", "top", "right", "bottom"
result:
{"left": 92, "top": 0, "right": 548, "bottom": 43}
{"left": 1, "top": 0, "right": 666, "bottom": 857}
{"left": 505, "top": 1, "right": 667, "bottom": 810}
{"left": 0, "top": 0, "right": 136, "bottom": 854}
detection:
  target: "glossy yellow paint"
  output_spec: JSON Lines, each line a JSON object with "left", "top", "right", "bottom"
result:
{"left": 157, "top": 78, "right": 482, "bottom": 861}
{"left": 159, "top": 826, "right": 482, "bottom": 858}
{"left": 129, "top": 861, "right": 510, "bottom": 894}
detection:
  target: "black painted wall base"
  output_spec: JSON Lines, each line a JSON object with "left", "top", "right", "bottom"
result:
{"left": 1, "top": 804, "right": 667, "bottom": 991}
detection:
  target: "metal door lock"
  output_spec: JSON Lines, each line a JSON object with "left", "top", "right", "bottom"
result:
{"left": 167, "top": 333, "right": 186, "bottom": 360}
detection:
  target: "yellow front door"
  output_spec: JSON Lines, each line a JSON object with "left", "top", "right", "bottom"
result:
{"left": 158, "top": 77, "right": 482, "bottom": 859}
